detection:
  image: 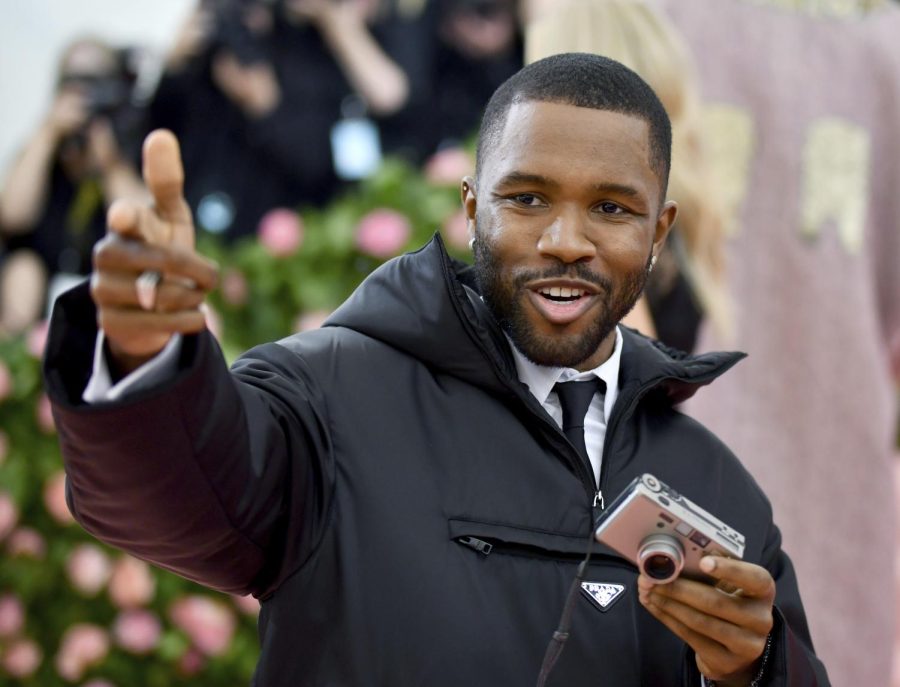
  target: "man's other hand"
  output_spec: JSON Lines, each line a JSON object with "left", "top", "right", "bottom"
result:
{"left": 91, "top": 129, "right": 219, "bottom": 374}
{"left": 638, "top": 555, "right": 775, "bottom": 686}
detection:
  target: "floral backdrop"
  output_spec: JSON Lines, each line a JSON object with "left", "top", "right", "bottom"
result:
{"left": 0, "top": 149, "right": 472, "bottom": 686}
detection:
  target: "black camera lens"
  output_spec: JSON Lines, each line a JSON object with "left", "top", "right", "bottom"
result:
{"left": 637, "top": 534, "right": 683, "bottom": 584}
{"left": 643, "top": 554, "right": 676, "bottom": 580}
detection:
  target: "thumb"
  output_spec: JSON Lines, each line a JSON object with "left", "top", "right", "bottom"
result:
{"left": 142, "top": 129, "right": 194, "bottom": 248}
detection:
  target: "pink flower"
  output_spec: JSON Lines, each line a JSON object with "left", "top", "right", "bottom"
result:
{"left": 0, "top": 491, "right": 19, "bottom": 541}
{"left": 112, "top": 609, "right": 161, "bottom": 655}
{"left": 169, "top": 595, "right": 236, "bottom": 657}
{"left": 355, "top": 209, "right": 411, "bottom": 258}
{"left": 7, "top": 527, "right": 46, "bottom": 559}
{"left": 82, "top": 681, "right": 116, "bottom": 687}
{"left": 232, "top": 593, "right": 260, "bottom": 616}
{"left": 221, "top": 268, "right": 249, "bottom": 306}
{"left": 26, "top": 320, "right": 50, "bottom": 359}
{"left": 424, "top": 146, "right": 474, "bottom": 186}
{"left": 108, "top": 556, "right": 156, "bottom": 609}
{"left": 66, "top": 543, "right": 112, "bottom": 596}
{"left": 177, "top": 647, "right": 206, "bottom": 677}
{"left": 55, "top": 623, "right": 109, "bottom": 682}
{"left": 258, "top": 208, "right": 304, "bottom": 257}
{"left": 0, "top": 593, "right": 25, "bottom": 638}
{"left": 441, "top": 208, "right": 471, "bottom": 251}
{"left": 3, "top": 638, "right": 42, "bottom": 678}
{"left": 36, "top": 393, "right": 56, "bottom": 434}
{"left": 0, "top": 429, "right": 9, "bottom": 465}
{"left": 44, "top": 470, "right": 75, "bottom": 525}
{"left": 0, "top": 362, "right": 11, "bottom": 402}
{"left": 293, "top": 309, "right": 331, "bottom": 333}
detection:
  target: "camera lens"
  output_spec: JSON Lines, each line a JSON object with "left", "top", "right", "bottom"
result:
{"left": 637, "top": 534, "right": 683, "bottom": 584}
{"left": 643, "top": 554, "right": 676, "bottom": 579}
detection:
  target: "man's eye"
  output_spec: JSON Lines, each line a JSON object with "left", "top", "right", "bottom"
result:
{"left": 597, "top": 202, "right": 624, "bottom": 214}
{"left": 513, "top": 194, "right": 543, "bottom": 206}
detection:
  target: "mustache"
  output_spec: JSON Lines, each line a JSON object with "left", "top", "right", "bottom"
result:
{"left": 512, "top": 262, "right": 613, "bottom": 292}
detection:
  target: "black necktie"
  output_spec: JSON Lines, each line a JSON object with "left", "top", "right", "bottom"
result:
{"left": 554, "top": 378, "right": 606, "bottom": 481}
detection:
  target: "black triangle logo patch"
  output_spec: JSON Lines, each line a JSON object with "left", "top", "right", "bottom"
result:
{"left": 580, "top": 582, "right": 626, "bottom": 613}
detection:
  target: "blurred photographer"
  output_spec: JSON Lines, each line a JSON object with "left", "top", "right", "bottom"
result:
{"left": 0, "top": 37, "right": 144, "bottom": 334}
{"left": 426, "top": 0, "right": 522, "bottom": 150}
{"left": 149, "top": 0, "right": 431, "bottom": 241}
{"left": 400, "top": 0, "right": 521, "bottom": 185}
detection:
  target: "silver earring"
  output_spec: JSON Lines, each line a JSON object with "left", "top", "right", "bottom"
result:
{"left": 468, "top": 236, "right": 476, "bottom": 250}
{"left": 649, "top": 254, "right": 658, "bottom": 273}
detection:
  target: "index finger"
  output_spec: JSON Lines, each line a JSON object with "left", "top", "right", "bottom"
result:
{"left": 700, "top": 556, "right": 775, "bottom": 599}
{"left": 143, "top": 129, "right": 191, "bottom": 227}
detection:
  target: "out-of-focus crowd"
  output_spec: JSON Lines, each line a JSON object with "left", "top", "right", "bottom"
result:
{"left": 0, "top": 0, "right": 528, "bottom": 336}
{"left": 1, "top": 1, "right": 899, "bottom": 686}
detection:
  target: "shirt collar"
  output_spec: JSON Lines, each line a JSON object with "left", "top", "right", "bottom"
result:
{"left": 508, "top": 326, "right": 623, "bottom": 422}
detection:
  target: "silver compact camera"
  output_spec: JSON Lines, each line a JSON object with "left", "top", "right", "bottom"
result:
{"left": 594, "top": 474, "right": 745, "bottom": 584}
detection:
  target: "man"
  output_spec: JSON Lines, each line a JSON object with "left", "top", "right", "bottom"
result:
{"left": 44, "top": 54, "right": 828, "bottom": 686}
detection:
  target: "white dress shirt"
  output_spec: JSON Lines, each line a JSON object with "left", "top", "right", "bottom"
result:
{"left": 507, "top": 327, "right": 623, "bottom": 487}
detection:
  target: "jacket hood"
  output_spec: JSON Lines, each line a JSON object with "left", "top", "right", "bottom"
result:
{"left": 325, "top": 235, "right": 745, "bottom": 404}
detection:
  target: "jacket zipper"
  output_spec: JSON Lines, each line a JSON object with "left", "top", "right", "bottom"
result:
{"left": 457, "top": 536, "right": 494, "bottom": 555}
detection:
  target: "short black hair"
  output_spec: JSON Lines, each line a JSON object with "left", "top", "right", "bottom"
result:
{"left": 476, "top": 52, "right": 672, "bottom": 195}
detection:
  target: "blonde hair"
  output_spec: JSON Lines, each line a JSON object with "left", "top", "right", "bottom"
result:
{"left": 526, "top": 0, "right": 733, "bottom": 343}
{"left": 744, "top": 0, "right": 886, "bottom": 16}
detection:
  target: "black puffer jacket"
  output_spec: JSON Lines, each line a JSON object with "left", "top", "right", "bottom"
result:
{"left": 45, "top": 235, "right": 829, "bottom": 686}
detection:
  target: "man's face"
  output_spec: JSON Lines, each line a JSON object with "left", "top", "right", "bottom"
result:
{"left": 465, "top": 100, "right": 676, "bottom": 371}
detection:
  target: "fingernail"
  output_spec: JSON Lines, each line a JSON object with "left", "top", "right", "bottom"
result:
{"left": 700, "top": 556, "right": 716, "bottom": 573}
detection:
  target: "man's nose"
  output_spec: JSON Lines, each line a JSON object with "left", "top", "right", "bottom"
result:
{"left": 536, "top": 210, "right": 597, "bottom": 264}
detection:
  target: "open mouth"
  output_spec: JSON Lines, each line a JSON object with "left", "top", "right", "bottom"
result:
{"left": 527, "top": 281, "right": 599, "bottom": 325}
{"left": 537, "top": 286, "right": 587, "bottom": 303}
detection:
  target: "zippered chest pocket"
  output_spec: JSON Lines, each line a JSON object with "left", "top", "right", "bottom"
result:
{"left": 449, "top": 517, "right": 633, "bottom": 569}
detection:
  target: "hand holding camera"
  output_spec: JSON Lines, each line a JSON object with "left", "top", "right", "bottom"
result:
{"left": 595, "top": 475, "right": 775, "bottom": 684}
{"left": 638, "top": 554, "right": 775, "bottom": 685}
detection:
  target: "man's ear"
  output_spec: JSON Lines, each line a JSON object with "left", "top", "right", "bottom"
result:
{"left": 461, "top": 175, "right": 477, "bottom": 245}
{"left": 652, "top": 200, "right": 678, "bottom": 258}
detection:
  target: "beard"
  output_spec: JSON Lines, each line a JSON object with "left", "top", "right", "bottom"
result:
{"left": 473, "top": 237, "right": 651, "bottom": 369}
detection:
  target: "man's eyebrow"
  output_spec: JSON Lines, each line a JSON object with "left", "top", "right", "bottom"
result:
{"left": 494, "top": 171, "right": 560, "bottom": 189}
{"left": 592, "top": 182, "right": 643, "bottom": 199}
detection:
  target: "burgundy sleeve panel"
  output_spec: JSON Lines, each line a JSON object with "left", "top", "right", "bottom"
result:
{"left": 51, "top": 337, "right": 267, "bottom": 595}
{"left": 44, "top": 284, "right": 333, "bottom": 598}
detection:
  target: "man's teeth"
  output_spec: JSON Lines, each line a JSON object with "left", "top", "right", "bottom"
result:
{"left": 539, "top": 287, "right": 585, "bottom": 299}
